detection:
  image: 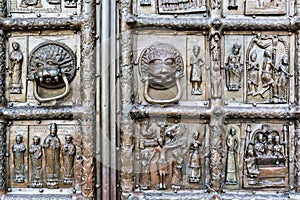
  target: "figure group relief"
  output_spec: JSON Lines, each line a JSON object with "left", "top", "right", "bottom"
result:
{"left": 246, "top": 34, "right": 291, "bottom": 103}
{"left": 11, "top": 123, "right": 77, "bottom": 189}
{"left": 243, "top": 124, "right": 288, "bottom": 188}
{"left": 136, "top": 121, "right": 207, "bottom": 192}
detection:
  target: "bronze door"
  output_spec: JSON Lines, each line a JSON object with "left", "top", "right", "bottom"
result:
{"left": 118, "top": 0, "right": 300, "bottom": 199}
{"left": 0, "top": 0, "right": 97, "bottom": 198}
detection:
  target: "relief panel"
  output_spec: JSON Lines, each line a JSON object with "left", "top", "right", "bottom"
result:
{"left": 133, "top": 0, "right": 208, "bottom": 17}
{"left": 8, "top": 121, "right": 81, "bottom": 191}
{"left": 134, "top": 32, "right": 209, "bottom": 105}
{"left": 8, "top": 0, "right": 79, "bottom": 17}
{"left": 223, "top": 125, "right": 241, "bottom": 190}
{"left": 245, "top": 0, "right": 287, "bottom": 15}
{"left": 223, "top": 35, "right": 244, "bottom": 103}
{"left": 223, "top": 32, "right": 294, "bottom": 104}
{"left": 222, "top": 0, "right": 245, "bottom": 15}
{"left": 6, "top": 32, "right": 81, "bottom": 106}
{"left": 133, "top": 119, "right": 209, "bottom": 192}
{"left": 241, "top": 123, "right": 292, "bottom": 191}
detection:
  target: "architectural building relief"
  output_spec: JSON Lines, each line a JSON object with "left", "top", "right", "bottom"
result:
{"left": 243, "top": 124, "right": 288, "bottom": 189}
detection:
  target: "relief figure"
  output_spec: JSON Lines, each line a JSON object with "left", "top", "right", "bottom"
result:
{"left": 140, "top": 150, "right": 151, "bottom": 190}
{"left": 9, "top": 42, "right": 23, "bottom": 94}
{"left": 62, "top": 134, "right": 76, "bottom": 184}
{"left": 171, "top": 151, "right": 183, "bottom": 193}
{"left": 225, "top": 43, "right": 242, "bottom": 91}
{"left": 247, "top": 50, "right": 259, "bottom": 95}
{"left": 273, "top": 135, "right": 284, "bottom": 165}
{"left": 260, "top": 49, "right": 275, "bottom": 96}
{"left": 225, "top": 127, "right": 238, "bottom": 184}
{"left": 152, "top": 136, "right": 169, "bottom": 190}
{"left": 29, "top": 136, "right": 43, "bottom": 187}
{"left": 43, "top": 123, "right": 61, "bottom": 188}
{"left": 189, "top": 131, "right": 201, "bottom": 183}
{"left": 190, "top": 46, "right": 204, "bottom": 95}
{"left": 265, "top": 135, "right": 274, "bottom": 157}
{"left": 12, "top": 134, "right": 26, "bottom": 183}
{"left": 276, "top": 55, "right": 292, "bottom": 103}
{"left": 245, "top": 147, "right": 259, "bottom": 178}
{"left": 254, "top": 133, "right": 265, "bottom": 157}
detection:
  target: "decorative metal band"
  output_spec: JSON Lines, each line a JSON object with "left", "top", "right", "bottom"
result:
{"left": 1, "top": 18, "right": 79, "bottom": 31}
{"left": 225, "top": 106, "right": 297, "bottom": 119}
{"left": 0, "top": 30, "right": 5, "bottom": 109}
{"left": 80, "top": 0, "right": 96, "bottom": 198}
{"left": 128, "top": 16, "right": 298, "bottom": 32}
{"left": 120, "top": 0, "right": 134, "bottom": 198}
{"left": 2, "top": 106, "right": 73, "bottom": 120}
{"left": 295, "top": 120, "right": 300, "bottom": 192}
{"left": 297, "top": 31, "right": 300, "bottom": 105}
{"left": 130, "top": 104, "right": 210, "bottom": 119}
{"left": 0, "top": 120, "right": 6, "bottom": 193}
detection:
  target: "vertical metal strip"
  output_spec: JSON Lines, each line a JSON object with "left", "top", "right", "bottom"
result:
{"left": 109, "top": 0, "right": 118, "bottom": 199}
{"left": 80, "top": 0, "right": 96, "bottom": 198}
{"left": 119, "top": 0, "right": 134, "bottom": 199}
{"left": 209, "top": 4, "right": 224, "bottom": 193}
{"left": 101, "top": 0, "right": 112, "bottom": 199}
{"left": 295, "top": 31, "right": 300, "bottom": 192}
{"left": 0, "top": 29, "right": 7, "bottom": 195}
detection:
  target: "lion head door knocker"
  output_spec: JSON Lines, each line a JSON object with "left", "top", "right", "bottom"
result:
{"left": 139, "top": 43, "right": 184, "bottom": 104}
{"left": 28, "top": 41, "right": 77, "bottom": 102}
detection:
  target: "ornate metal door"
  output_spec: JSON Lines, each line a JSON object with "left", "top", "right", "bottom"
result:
{"left": 118, "top": 0, "right": 300, "bottom": 199}
{"left": 0, "top": 0, "right": 97, "bottom": 198}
